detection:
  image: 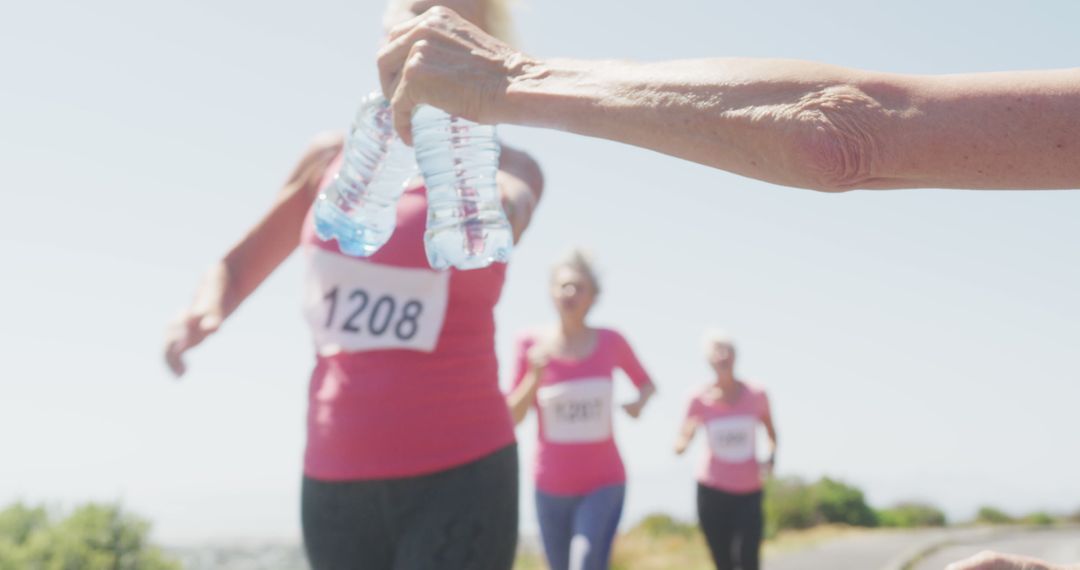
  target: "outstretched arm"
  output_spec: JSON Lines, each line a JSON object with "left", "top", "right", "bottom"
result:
{"left": 674, "top": 416, "right": 699, "bottom": 455}
{"left": 163, "top": 134, "right": 342, "bottom": 376}
{"left": 378, "top": 7, "right": 1080, "bottom": 192}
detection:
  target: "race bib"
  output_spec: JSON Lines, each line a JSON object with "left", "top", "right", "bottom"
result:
{"left": 705, "top": 415, "right": 757, "bottom": 462}
{"left": 303, "top": 247, "right": 449, "bottom": 355}
{"left": 537, "top": 378, "right": 613, "bottom": 444}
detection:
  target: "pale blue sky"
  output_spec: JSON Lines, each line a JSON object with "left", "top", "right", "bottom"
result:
{"left": 1, "top": 0, "right": 1078, "bottom": 544}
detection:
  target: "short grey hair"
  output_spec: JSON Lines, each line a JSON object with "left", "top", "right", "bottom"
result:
{"left": 702, "top": 328, "right": 736, "bottom": 353}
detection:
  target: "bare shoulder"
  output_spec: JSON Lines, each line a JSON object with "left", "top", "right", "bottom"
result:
{"left": 305, "top": 131, "right": 345, "bottom": 160}
{"left": 600, "top": 327, "right": 630, "bottom": 347}
{"left": 500, "top": 144, "right": 542, "bottom": 169}
{"left": 281, "top": 132, "right": 345, "bottom": 200}
{"left": 499, "top": 143, "right": 545, "bottom": 199}
{"left": 687, "top": 385, "right": 711, "bottom": 408}
{"left": 741, "top": 381, "right": 767, "bottom": 397}
{"left": 293, "top": 132, "right": 343, "bottom": 177}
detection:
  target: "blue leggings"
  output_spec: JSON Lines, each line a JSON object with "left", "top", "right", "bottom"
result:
{"left": 535, "top": 484, "right": 626, "bottom": 570}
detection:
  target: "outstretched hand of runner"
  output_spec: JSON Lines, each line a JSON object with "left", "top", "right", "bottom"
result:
{"left": 164, "top": 309, "right": 222, "bottom": 377}
{"left": 163, "top": 264, "right": 228, "bottom": 377}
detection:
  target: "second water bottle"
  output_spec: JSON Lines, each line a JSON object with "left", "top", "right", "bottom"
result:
{"left": 412, "top": 105, "right": 513, "bottom": 271}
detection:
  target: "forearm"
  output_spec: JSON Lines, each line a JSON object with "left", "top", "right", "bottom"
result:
{"left": 632, "top": 382, "right": 656, "bottom": 407}
{"left": 185, "top": 261, "right": 231, "bottom": 318}
{"left": 187, "top": 251, "right": 286, "bottom": 322}
{"left": 674, "top": 435, "right": 692, "bottom": 455}
{"left": 674, "top": 420, "right": 696, "bottom": 454}
{"left": 187, "top": 135, "right": 339, "bottom": 320}
{"left": 764, "top": 418, "right": 779, "bottom": 460}
{"left": 507, "top": 370, "right": 540, "bottom": 425}
{"left": 216, "top": 227, "right": 299, "bottom": 318}
{"left": 501, "top": 58, "right": 883, "bottom": 191}
{"left": 197, "top": 256, "right": 277, "bottom": 322}
{"left": 502, "top": 58, "right": 1080, "bottom": 191}
{"left": 207, "top": 193, "right": 307, "bottom": 319}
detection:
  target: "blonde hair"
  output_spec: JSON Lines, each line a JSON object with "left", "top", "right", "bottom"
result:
{"left": 383, "top": 0, "right": 517, "bottom": 44}
{"left": 552, "top": 248, "right": 601, "bottom": 296}
{"left": 484, "top": 0, "right": 515, "bottom": 44}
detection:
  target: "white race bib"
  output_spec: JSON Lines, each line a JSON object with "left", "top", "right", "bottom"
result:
{"left": 303, "top": 247, "right": 449, "bottom": 355}
{"left": 537, "top": 378, "right": 613, "bottom": 444}
{"left": 705, "top": 415, "right": 757, "bottom": 462}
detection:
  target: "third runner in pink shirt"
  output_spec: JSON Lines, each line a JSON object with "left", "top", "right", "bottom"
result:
{"left": 675, "top": 331, "right": 779, "bottom": 570}
{"left": 507, "top": 250, "right": 656, "bottom": 570}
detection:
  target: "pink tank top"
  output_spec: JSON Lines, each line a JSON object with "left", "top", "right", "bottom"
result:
{"left": 684, "top": 382, "right": 771, "bottom": 493}
{"left": 512, "top": 328, "right": 653, "bottom": 495}
{"left": 300, "top": 153, "right": 515, "bottom": 480}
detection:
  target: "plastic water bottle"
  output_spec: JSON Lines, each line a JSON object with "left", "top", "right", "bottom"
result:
{"left": 412, "top": 105, "right": 513, "bottom": 270}
{"left": 314, "top": 93, "right": 417, "bottom": 257}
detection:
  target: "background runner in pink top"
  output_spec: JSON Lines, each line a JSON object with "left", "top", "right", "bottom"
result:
{"left": 511, "top": 328, "right": 653, "bottom": 495}
{"left": 684, "top": 382, "right": 772, "bottom": 493}
{"left": 300, "top": 153, "right": 515, "bottom": 480}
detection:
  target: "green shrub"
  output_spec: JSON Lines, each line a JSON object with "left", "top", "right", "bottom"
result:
{"left": 763, "top": 476, "right": 879, "bottom": 537}
{"left": 635, "top": 513, "right": 697, "bottom": 538}
{"left": 0, "top": 502, "right": 179, "bottom": 570}
{"left": 1022, "top": 512, "right": 1055, "bottom": 526}
{"left": 975, "top": 506, "right": 1014, "bottom": 525}
{"left": 0, "top": 503, "right": 49, "bottom": 545}
{"left": 813, "top": 478, "right": 878, "bottom": 528}
{"left": 763, "top": 477, "right": 818, "bottom": 537}
{"left": 877, "top": 502, "right": 947, "bottom": 528}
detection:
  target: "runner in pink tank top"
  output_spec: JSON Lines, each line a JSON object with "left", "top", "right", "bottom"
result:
{"left": 507, "top": 250, "right": 657, "bottom": 570}
{"left": 301, "top": 152, "right": 515, "bottom": 480}
{"left": 674, "top": 331, "right": 779, "bottom": 570}
{"left": 163, "top": 6, "right": 543, "bottom": 569}
{"left": 167, "top": 146, "right": 540, "bottom": 570}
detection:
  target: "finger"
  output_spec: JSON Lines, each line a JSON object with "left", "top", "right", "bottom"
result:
{"left": 390, "top": 46, "right": 431, "bottom": 146}
{"left": 378, "top": 10, "right": 455, "bottom": 102}
{"left": 385, "top": 5, "right": 455, "bottom": 43}
{"left": 164, "top": 315, "right": 207, "bottom": 377}
{"left": 164, "top": 342, "right": 187, "bottom": 377}
{"left": 377, "top": 26, "right": 420, "bottom": 101}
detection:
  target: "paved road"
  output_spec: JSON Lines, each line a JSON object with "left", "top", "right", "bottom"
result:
{"left": 162, "top": 526, "right": 1078, "bottom": 570}
{"left": 913, "top": 527, "right": 1080, "bottom": 570}
{"left": 766, "top": 528, "right": 953, "bottom": 570}
{"left": 765, "top": 528, "right": 1013, "bottom": 570}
